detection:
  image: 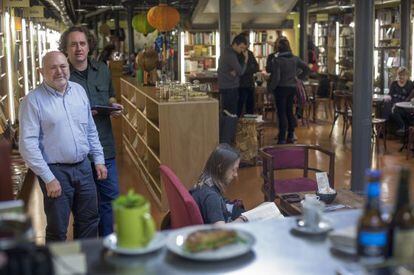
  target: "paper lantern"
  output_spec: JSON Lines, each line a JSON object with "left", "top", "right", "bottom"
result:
{"left": 99, "top": 23, "right": 111, "bottom": 36}
{"left": 147, "top": 3, "right": 180, "bottom": 32}
{"left": 132, "top": 13, "right": 155, "bottom": 36}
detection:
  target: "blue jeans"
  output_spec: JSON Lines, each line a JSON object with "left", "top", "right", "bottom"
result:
{"left": 92, "top": 158, "right": 120, "bottom": 237}
{"left": 38, "top": 159, "right": 99, "bottom": 242}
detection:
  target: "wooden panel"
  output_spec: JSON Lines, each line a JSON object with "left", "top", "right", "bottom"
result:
{"left": 121, "top": 77, "right": 219, "bottom": 210}
{"left": 159, "top": 101, "right": 219, "bottom": 190}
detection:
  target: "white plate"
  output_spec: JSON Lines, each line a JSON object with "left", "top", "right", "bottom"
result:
{"left": 292, "top": 219, "right": 333, "bottom": 235}
{"left": 166, "top": 225, "right": 255, "bottom": 261}
{"left": 103, "top": 232, "right": 166, "bottom": 255}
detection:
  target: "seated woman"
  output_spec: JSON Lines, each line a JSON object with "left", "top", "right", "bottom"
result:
{"left": 387, "top": 67, "right": 414, "bottom": 136}
{"left": 190, "top": 144, "right": 247, "bottom": 225}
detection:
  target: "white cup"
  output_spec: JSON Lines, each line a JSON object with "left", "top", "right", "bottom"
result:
{"left": 302, "top": 197, "right": 325, "bottom": 229}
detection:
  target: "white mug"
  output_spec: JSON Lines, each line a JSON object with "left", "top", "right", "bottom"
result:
{"left": 304, "top": 194, "right": 320, "bottom": 202}
{"left": 302, "top": 198, "right": 325, "bottom": 229}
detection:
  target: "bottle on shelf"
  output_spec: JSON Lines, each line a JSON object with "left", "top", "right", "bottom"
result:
{"left": 357, "top": 169, "right": 388, "bottom": 264}
{"left": 387, "top": 167, "right": 414, "bottom": 261}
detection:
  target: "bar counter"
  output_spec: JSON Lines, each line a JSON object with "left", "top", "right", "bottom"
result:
{"left": 76, "top": 210, "right": 363, "bottom": 274}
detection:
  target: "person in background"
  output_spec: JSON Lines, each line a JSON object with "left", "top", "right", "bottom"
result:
{"left": 98, "top": 44, "right": 116, "bottom": 65}
{"left": 387, "top": 67, "right": 414, "bottom": 136}
{"left": 59, "top": 26, "right": 123, "bottom": 237}
{"left": 267, "top": 37, "right": 308, "bottom": 144}
{"left": 237, "top": 33, "right": 259, "bottom": 117}
{"left": 307, "top": 36, "right": 319, "bottom": 76}
{"left": 19, "top": 51, "right": 107, "bottom": 242}
{"left": 190, "top": 144, "right": 247, "bottom": 225}
{"left": 217, "top": 35, "right": 249, "bottom": 143}
{"left": 218, "top": 35, "right": 249, "bottom": 117}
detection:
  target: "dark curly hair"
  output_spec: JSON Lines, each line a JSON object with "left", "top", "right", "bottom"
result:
{"left": 58, "top": 25, "right": 96, "bottom": 55}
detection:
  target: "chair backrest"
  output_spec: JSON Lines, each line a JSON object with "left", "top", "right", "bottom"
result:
{"left": 332, "top": 90, "right": 352, "bottom": 113}
{"left": 259, "top": 144, "right": 335, "bottom": 201}
{"left": 262, "top": 146, "right": 307, "bottom": 171}
{"left": 160, "top": 165, "right": 204, "bottom": 229}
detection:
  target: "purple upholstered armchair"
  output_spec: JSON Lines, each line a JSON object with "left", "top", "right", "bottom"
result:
{"left": 259, "top": 144, "right": 335, "bottom": 201}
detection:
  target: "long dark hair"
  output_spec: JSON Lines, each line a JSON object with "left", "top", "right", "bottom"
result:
{"left": 195, "top": 144, "right": 240, "bottom": 193}
{"left": 58, "top": 25, "right": 96, "bottom": 55}
{"left": 276, "top": 37, "right": 292, "bottom": 53}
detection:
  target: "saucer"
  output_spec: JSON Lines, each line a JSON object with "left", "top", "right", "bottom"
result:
{"left": 103, "top": 232, "right": 166, "bottom": 255}
{"left": 292, "top": 219, "right": 333, "bottom": 235}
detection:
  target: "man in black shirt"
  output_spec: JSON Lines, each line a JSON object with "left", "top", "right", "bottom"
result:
{"left": 59, "top": 26, "right": 123, "bottom": 237}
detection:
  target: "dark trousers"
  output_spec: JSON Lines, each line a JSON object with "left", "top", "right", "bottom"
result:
{"left": 237, "top": 87, "right": 255, "bottom": 117}
{"left": 390, "top": 107, "right": 414, "bottom": 130}
{"left": 220, "top": 88, "right": 239, "bottom": 116}
{"left": 273, "top": 86, "right": 297, "bottom": 142}
{"left": 38, "top": 159, "right": 98, "bottom": 242}
{"left": 91, "top": 158, "right": 119, "bottom": 237}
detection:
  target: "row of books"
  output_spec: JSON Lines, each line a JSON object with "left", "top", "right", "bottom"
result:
{"left": 252, "top": 44, "right": 273, "bottom": 57}
{"left": 185, "top": 59, "right": 215, "bottom": 73}
{"left": 184, "top": 32, "right": 216, "bottom": 45}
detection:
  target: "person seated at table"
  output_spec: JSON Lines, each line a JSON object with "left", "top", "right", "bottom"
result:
{"left": 190, "top": 144, "right": 247, "bottom": 225}
{"left": 386, "top": 67, "right": 414, "bottom": 136}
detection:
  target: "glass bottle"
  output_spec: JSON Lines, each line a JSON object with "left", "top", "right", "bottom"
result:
{"left": 357, "top": 170, "right": 388, "bottom": 264}
{"left": 388, "top": 168, "right": 414, "bottom": 262}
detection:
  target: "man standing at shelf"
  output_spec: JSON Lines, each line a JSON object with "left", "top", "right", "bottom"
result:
{"left": 237, "top": 32, "right": 259, "bottom": 117}
{"left": 59, "top": 26, "right": 123, "bottom": 237}
{"left": 19, "top": 51, "right": 107, "bottom": 242}
{"left": 218, "top": 35, "right": 249, "bottom": 143}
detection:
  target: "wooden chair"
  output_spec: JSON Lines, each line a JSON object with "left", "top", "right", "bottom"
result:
{"left": 160, "top": 165, "right": 204, "bottom": 229}
{"left": 259, "top": 144, "right": 335, "bottom": 201}
{"left": 329, "top": 90, "right": 353, "bottom": 143}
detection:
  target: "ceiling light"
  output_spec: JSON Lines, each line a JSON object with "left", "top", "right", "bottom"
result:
{"left": 75, "top": 8, "right": 87, "bottom": 12}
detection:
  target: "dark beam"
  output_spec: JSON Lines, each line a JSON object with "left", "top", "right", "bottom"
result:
{"left": 299, "top": 0, "right": 308, "bottom": 62}
{"left": 400, "top": 0, "right": 411, "bottom": 67}
{"left": 219, "top": 0, "right": 231, "bottom": 53}
{"left": 352, "top": 0, "right": 374, "bottom": 192}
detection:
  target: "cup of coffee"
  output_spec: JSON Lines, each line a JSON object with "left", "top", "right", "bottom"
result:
{"left": 302, "top": 196, "right": 325, "bottom": 229}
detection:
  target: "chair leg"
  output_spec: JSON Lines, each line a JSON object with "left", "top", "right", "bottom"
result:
{"left": 329, "top": 113, "right": 339, "bottom": 137}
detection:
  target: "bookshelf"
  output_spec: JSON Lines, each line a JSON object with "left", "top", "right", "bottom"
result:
{"left": 183, "top": 31, "right": 218, "bottom": 77}
{"left": 374, "top": 6, "right": 401, "bottom": 92}
{"left": 250, "top": 30, "right": 274, "bottom": 71}
{"left": 337, "top": 24, "right": 354, "bottom": 81}
{"left": 120, "top": 77, "right": 219, "bottom": 209}
{"left": 315, "top": 23, "right": 329, "bottom": 74}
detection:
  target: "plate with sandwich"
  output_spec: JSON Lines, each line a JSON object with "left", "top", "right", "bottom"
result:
{"left": 166, "top": 225, "right": 255, "bottom": 261}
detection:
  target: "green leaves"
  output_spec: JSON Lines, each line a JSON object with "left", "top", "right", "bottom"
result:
{"left": 113, "top": 189, "right": 144, "bottom": 208}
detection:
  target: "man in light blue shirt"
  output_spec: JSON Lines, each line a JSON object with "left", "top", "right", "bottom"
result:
{"left": 19, "top": 51, "right": 107, "bottom": 242}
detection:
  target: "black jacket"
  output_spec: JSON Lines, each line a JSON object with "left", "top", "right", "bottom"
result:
{"left": 267, "top": 51, "right": 308, "bottom": 91}
{"left": 238, "top": 50, "right": 259, "bottom": 88}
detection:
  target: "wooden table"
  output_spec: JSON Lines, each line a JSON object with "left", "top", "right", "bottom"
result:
{"left": 274, "top": 189, "right": 364, "bottom": 216}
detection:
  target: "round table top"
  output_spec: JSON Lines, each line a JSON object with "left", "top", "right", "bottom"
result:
{"left": 395, "top": 101, "right": 414, "bottom": 109}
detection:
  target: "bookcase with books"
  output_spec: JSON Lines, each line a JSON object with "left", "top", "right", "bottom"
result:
{"left": 250, "top": 30, "right": 274, "bottom": 71}
{"left": 183, "top": 31, "right": 217, "bottom": 77}
{"left": 374, "top": 6, "right": 401, "bottom": 92}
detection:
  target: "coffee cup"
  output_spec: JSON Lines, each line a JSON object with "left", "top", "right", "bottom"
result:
{"left": 302, "top": 197, "right": 325, "bottom": 229}
{"left": 113, "top": 192, "right": 156, "bottom": 248}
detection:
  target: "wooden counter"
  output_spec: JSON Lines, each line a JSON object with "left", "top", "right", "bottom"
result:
{"left": 120, "top": 77, "right": 219, "bottom": 208}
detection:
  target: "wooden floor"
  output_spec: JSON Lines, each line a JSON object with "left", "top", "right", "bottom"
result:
{"left": 28, "top": 110, "right": 414, "bottom": 243}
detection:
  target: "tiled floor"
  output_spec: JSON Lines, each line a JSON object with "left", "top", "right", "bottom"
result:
{"left": 28, "top": 113, "right": 414, "bottom": 243}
